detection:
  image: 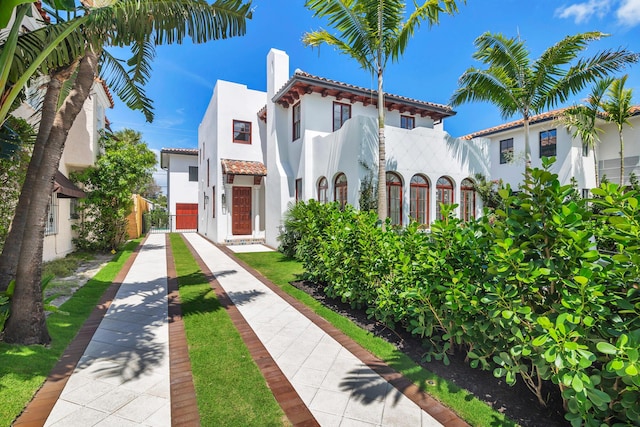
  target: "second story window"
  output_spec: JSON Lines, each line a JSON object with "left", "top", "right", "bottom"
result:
{"left": 233, "top": 120, "right": 251, "bottom": 144}
{"left": 189, "top": 166, "right": 198, "bottom": 182}
{"left": 499, "top": 138, "right": 514, "bottom": 164}
{"left": 400, "top": 115, "right": 415, "bottom": 130}
{"left": 333, "top": 102, "right": 351, "bottom": 131}
{"left": 540, "top": 129, "right": 557, "bottom": 158}
{"left": 293, "top": 103, "right": 301, "bottom": 141}
{"left": 295, "top": 178, "right": 302, "bottom": 202}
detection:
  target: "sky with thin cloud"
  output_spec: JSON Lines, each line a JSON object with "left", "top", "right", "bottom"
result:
{"left": 106, "top": 0, "right": 640, "bottom": 192}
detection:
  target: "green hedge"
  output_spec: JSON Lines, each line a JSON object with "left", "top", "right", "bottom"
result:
{"left": 280, "top": 160, "right": 640, "bottom": 426}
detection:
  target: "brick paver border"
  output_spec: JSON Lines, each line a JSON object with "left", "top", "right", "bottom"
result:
{"left": 216, "top": 243, "right": 470, "bottom": 427}
{"left": 181, "top": 235, "right": 320, "bottom": 427}
{"left": 13, "top": 236, "right": 146, "bottom": 426}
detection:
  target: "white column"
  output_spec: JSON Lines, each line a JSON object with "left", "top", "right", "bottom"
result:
{"left": 225, "top": 184, "right": 233, "bottom": 240}
{"left": 252, "top": 185, "right": 260, "bottom": 237}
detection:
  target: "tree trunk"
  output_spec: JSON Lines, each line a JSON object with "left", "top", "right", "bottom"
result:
{"left": 593, "top": 148, "right": 599, "bottom": 188}
{"left": 619, "top": 129, "right": 624, "bottom": 187}
{"left": 376, "top": 66, "right": 386, "bottom": 224}
{"left": 523, "top": 116, "right": 532, "bottom": 177}
{"left": 0, "top": 70, "right": 67, "bottom": 292}
{"left": 2, "top": 52, "right": 97, "bottom": 345}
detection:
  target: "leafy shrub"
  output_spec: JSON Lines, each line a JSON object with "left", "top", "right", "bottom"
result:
{"left": 279, "top": 160, "right": 640, "bottom": 425}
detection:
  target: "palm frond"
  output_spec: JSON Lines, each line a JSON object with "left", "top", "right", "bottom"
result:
{"left": 545, "top": 49, "right": 638, "bottom": 110}
{"left": 303, "top": 29, "right": 371, "bottom": 71}
{"left": 392, "top": 0, "right": 463, "bottom": 62}
{"left": 127, "top": 39, "right": 156, "bottom": 86}
{"left": 100, "top": 50, "right": 154, "bottom": 122}
{"left": 450, "top": 67, "right": 520, "bottom": 118}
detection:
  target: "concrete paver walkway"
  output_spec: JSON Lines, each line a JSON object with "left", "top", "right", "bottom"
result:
{"left": 17, "top": 232, "right": 467, "bottom": 427}
{"left": 184, "top": 233, "right": 458, "bottom": 427}
{"left": 44, "top": 233, "right": 170, "bottom": 427}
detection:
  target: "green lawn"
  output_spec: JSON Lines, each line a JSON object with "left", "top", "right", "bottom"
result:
{"left": 0, "top": 239, "right": 141, "bottom": 426}
{"left": 169, "top": 234, "right": 288, "bottom": 427}
{"left": 235, "top": 250, "right": 516, "bottom": 427}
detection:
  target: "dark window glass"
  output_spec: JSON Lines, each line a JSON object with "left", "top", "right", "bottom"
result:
{"left": 334, "top": 173, "right": 348, "bottom": 208}
{"left": 293, "top": 103, "right": 301, "bottom": 141}
{"left": 333, "top": 102, "right": 351, "bottom": 131}
{"left": 400, "top": 115, "right": 415, "bottom": 129}
{"left": 461, "top": 178, "right": 476, "bottom": 222}
{"left": 410, "top": 174, "right": 429, "bottom": 225}
{"left": 188, "top": 166, "right": 198, "bottom": 182}
{"left": 500, "top": 138, "right": 514, "bottom": 164}
{"left": 233, "top": 120, "right": 251, "bottom": 144}
{"left": 540, "top": 129, "right": 557, "bottom": 158}
{"left": 317, "top": 177, "right": 328, "bottom": 203}
{"left": 436, "top": 177, "right": 454, "bottom": 221}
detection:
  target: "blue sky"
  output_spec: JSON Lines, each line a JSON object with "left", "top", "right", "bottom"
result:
{"left": 105, "top": 0, "right": 640, "bottom": 187}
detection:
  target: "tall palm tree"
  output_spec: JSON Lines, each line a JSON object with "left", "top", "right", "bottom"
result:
{"left": 559, "top": 77, "right": 613, "bottom": 187}
{"left": 303, "top": 0, "right": 463, "bottom": 223}
{"left": 450, "top": 31, "right": 638, "bottom": 175}
{"left": 1, "top": 0, "right": 252, "bottom": 345}
{"left": 601, "top": 75, "right": 634, "bottom": 187}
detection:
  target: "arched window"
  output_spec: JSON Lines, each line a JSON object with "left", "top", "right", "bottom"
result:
{"left": 410, "top": 174, "right": 429, "bottom": 226}
{"left": 436, "top": 177, "right": 454, "bottom": 221}
{"left": 386, "top": 172, "right": 403, "bottom": 225}
{"left": 317, "top": 177, "right": 328, "bottom": 204}
{"left": 334, "top": 173, "right": 348, "bottom": 209}
{"left": 461, "top": 178, "right": 476, "bottom": 222}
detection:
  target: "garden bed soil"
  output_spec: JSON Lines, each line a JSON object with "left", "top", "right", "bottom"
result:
{"left": 291, "top": 280, "right": 569, "bottom": 427}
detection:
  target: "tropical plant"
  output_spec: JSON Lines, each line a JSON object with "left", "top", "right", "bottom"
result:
{"left": 559, "top": 78, "right": 613, "bottom": 187}
{"left": 601, "top": 75, "right": 634, "bottom": 186}
{"left": 450, "top": 31, "right": 638, "bottom": 174}
{"left": 72, "top": 129, "right": 157, "bottom": 251}
{"left": 303, "top": 0, "right": 463, "bottom": 223}
{"left": 0, "top": 0, "right": 252, "bottom": 345}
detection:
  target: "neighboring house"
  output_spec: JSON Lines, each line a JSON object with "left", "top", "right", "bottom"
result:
{"left": 465, "top": 107, "right": 640, "bottom": 192}
{"left": 5, "top": 4, "right": 114, "bottom": 262}
{"left": 160, "top": 148, "right": 199, "bottom": 231}
{"left": 197, "top": 49, "right": 489, "bottom": 248}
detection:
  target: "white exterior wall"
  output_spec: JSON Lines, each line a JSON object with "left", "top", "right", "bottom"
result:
{"left": 166, "top": 154, "right": 199, "bottom": 218}
{"left": 484, "top": 120, "right": 596, "bottom": 191}
{"left": 595, "top": 116, "right": 640, "bottom": 185}
{"left": 198, "top": 80, "right": 266, "bottom": 243}
{"left": 41, "top": 83, "right": 110, "bottom": 262}
{"left": 265, "top": 49, "right": 293, "bottom": 247}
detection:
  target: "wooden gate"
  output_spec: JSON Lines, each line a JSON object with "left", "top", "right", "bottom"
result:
{"left": 175, "top": 203, "right": 198, "bottom": 230}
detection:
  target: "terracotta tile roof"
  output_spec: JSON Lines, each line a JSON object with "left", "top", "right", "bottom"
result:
{"left": 272, "top": 70, "right": 455, "bottom": 121}
{"left": 463, "top": 105, "right": 640, "bottom": 140}
{"left": 161, "top": 148, "right": 198, "bottom": 155}
{"left": 461, "top": 108, "right": 571, "bottom": 140}
{"left": 96, "top": 78, "right": 114, "bottom": 108}
{"left": 221, "top": 159, "right": 267, "bottom": 176}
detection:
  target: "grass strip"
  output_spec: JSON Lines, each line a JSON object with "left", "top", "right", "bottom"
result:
{"left": 235, "top": 251, "right": 516, "bottom": 427}
{"left": 0, "top": 239, "right": 141, "bottom": 426}
{"left": 169, "top": 234, "right": 288, "bottom": 427}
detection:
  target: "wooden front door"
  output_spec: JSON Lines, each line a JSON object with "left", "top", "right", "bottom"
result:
{"left": 176, "top": 203, "right": 198, "bottom": 230}
{"left": 232, "top": 187, "right": 252, "bottom": 235}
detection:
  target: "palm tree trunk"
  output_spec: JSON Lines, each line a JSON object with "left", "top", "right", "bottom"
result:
{"left": 593, "top": 148, "right": 599, "bottom": 188}
{"left": 376, "top": 65, "right": 386, "bottom": 224}
{"left": 0, "top": 69, "right": 68, "bottom": 292}
{"left": 619, "top": 130, "right": 624, "bottom": 187}
{"left": 2, "top": 51, "right": 97, "bottom": 345}
{"left": 523, "top": 116, "right": 532, "bottom": 176}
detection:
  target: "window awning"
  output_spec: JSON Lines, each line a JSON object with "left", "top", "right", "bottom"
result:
{"left": 53, "top": 171, "right": 85, "bottom": 199}
{"left": 221, "top": 159, "right": 267, "bottom": 176}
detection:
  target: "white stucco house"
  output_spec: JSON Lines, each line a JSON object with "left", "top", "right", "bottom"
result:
{"left": 466, "top": 106, "right": 640, "bottom": 193}
{"left": 197, "top": 49, "right": 489, "bottom": 248}
{"left": 160, "top": 148, "right": 199, "bottom": 231}
{"left": 5, "top": 4, "right": 114, "bottom": 261}
{"left": 162, "top": 48, "right": 638, "bottom": 250}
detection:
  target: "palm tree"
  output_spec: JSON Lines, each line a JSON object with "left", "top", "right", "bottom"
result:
{"left": 601, "top": 75, "right": 634, "bottom": 187}
{"left": 450, "top": 31, "right": 638, "bottom": 175}
{"left": 0, "top": 0, "right": 252, "bottom": 345}
{"left": 559, "top": 77, "right": 613, "bottom": 187}
{"left": 303, "top": 0, "right": 463, "bottom": 223}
